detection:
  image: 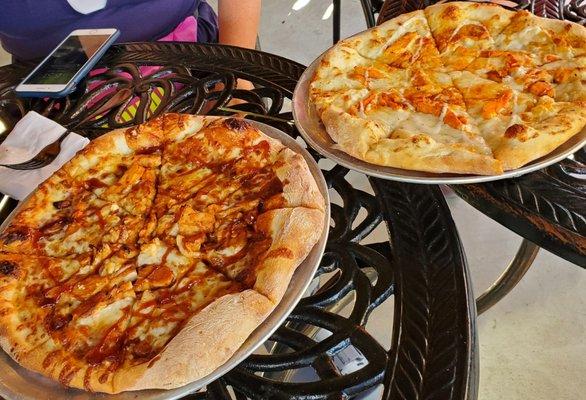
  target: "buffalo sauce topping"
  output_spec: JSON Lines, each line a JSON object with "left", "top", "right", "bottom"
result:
{"left": 14, "top": 119, "right": 289, "bottom": 389}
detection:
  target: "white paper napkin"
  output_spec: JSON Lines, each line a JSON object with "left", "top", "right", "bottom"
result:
{"left": 0, "top": 111, "right": 90, "bottom": 200}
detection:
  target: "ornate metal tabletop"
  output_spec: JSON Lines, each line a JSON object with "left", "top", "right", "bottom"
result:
{"left": 0, "top": 42, "right": 477, "bottom": 399}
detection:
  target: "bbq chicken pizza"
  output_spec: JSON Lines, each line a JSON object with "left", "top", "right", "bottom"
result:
{"left": 310, "top": 1, "right": 586, "bottom": 175}
{"left": 0, "top": 114, "right": 326, "bottom": 393}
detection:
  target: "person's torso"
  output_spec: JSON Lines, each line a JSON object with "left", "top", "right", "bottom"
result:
{"left": 0, "top": 0, "right": 198, "bottom": 60}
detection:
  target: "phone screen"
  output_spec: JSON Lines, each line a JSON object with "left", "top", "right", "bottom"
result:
{"left": 23, "top": 34, "right": 111, "bottom": 85}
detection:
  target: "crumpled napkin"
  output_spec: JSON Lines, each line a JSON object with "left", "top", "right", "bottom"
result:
{"left": 0, "top": 111, "right": 90, "bottom": 200}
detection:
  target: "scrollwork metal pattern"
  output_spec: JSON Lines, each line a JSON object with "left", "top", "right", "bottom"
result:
{"left": 0, "top": 42, "right": 475, "bottom": 399}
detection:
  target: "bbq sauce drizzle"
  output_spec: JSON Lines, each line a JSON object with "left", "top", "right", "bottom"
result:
{"left": 9, "top": 119, "right": 286, "bottom": 389}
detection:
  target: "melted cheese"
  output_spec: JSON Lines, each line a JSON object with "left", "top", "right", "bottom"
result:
{"left": 516, "top": 66, "right": 529, "bottom": 76}
{"left": 173, "top": 118, "right": 204, "bottom": 142}
{"left": 137, "top": 240, "right": 167, "bottom": 266}
{"left": 516, "top": 25, "right": 544, "bottom": 44}
{"left": 114, "top": 135, "right": 133, "bottom": 155}
{"left": 367, "top": 107, "right": 411, "bottom": 132}
{"left": 76, "top": 297, "right": 133, "bottom": 331}
{"left": 502, "top": 75, "right": 524, "bottom": 92}
{"left": 447, "top": 19, "right": 485, "bottom": 45}
{"left": 399, "top": 112, "right": 444, "bottom": 137}
{"left": 435, "top": 105, "right": 449, "bottom": 135}
{"left": 381, "top": 15, "right": 427, "bottom": 52}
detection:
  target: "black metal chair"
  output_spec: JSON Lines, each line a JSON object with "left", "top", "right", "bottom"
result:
{"left": 332, "top": 0, "right": 385, "bottom": 43}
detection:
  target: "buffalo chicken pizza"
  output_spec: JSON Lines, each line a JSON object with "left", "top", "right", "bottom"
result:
{"left": 310, "top": 1, "right": 586, "bottom": 174}
{"left": 0, "top": 114, "right": 325, "bottom": 393}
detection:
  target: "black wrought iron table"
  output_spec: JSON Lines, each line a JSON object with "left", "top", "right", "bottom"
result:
{"left": 0, "top": 42, "right": 477, "bottom": 399}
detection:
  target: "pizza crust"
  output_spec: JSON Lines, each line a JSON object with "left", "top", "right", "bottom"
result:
{"left": 270, "top": 148, "right": 326, "bottom": 211}
{"left": 0, "top": 288, "right": 45, "bottom": 361}
{"left": 253, "top": 207, "right": 325, "bottom": 303}
{"left": 112, "top": 289, "right": 273, "bottom": 392}
{"left": 321, "top": 106, "right": 503, "bottom": 175}
{"left": 493, "top": 100, "right": 586, "bottom": 170}
{"left": 12, "top": 339, "right": 117, "bottom": 393}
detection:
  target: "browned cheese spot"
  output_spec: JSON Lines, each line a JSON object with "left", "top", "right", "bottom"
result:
{"left": 504, "top": 124, "right": 527, "bottom": 140}
{"left": 0, "top": 228, "right": 29, "bottom": 244}
{"left": 224, "top": 118, "right": 251, "bottom": 132}
{"left": 442, "top": 4, "right": 459, "bottom": 19}
{"left": 0, "top": 261, "right": 17, "bottom": 276}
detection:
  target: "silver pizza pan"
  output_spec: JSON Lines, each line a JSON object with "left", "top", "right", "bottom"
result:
{"left": 0, "top": 120, "right": 330, "bottom": 400}
{"left": 293, "top": 53, "right": 586, "bottom": 185}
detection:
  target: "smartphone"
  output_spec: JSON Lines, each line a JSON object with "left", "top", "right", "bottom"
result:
{"left": 15, "top": 28, "right": 120, "bottom": 98}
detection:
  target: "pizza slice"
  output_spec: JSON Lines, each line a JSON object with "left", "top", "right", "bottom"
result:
{"left": 463, "top": 49, "right": 556, "bottom": 95}
{"left": 464, "top": 50, "right": 586, "bottom": 107}
{"left": 107, "top": 239, "right": 273, "bottom": 392}
{"left": 366, "top": 10, "right": 444, "bottom": 70}
{"left": 335, "top": 9, "right": 445, "bottom": 70}
{"left": 113, "top": 288, "right": 272, "bottom": 392}
{"left": 317, "top": 66, "right": 502, "bottom": 175}
{"left": 451, "top": 70, "right": 586, "bottom": 170}
{"left": 0, "top": 251, "right": 135, "bottom": 392}
{"left": 0, "top": 188, "right": 145, "bottom": 257}
{"left": 310, "top": 64, "right": 410, "bottom": 116}
{"left": 424, "top": 1, "right": 515, "bottom": 70}
{"left": 0, "top": 169, "right": 84, "bottom": 244}
{"left": 71, "top": 152, "right": 161, "bottom": 217}
{"left": 60, "top": 129, "right": 162, "bottom": 218}
{"left": 121, "top": 256, "right": 242, "bottom": 362}
{"left": 18, "top": 282, "right": 137, "bottom": 391}
{"left": 0, "top": 253, "right": 64, "bottom": 357}
{"left": 311, "top": 9, "right": 445, "bottom": 116}
{"left": 451, "top": 70, "right": 537, "bottom": 138}
{"left": 493, "top": 10, "right": 586, "bottom": 64}
{"left": 62, "top": 113, "right": 207, "bottom": 217}
{"left": 322, "top": 104, "right": 503, "bottom": 175}
{"left": 126, "top": 112, "right": 207, "bottom": 145}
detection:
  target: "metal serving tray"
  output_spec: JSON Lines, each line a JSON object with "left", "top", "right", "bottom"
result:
{"left": 293, "top": 52, "right": 586, "bottom": 185}
{"left": 0, "top": 120, "right": 330, "bottom": 400}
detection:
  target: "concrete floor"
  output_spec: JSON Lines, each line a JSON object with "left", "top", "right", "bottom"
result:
{"left": 1, "top": 1, "right": 584, "bottom": 399}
